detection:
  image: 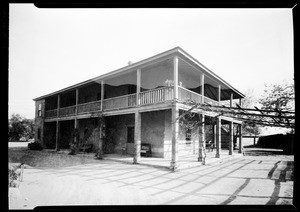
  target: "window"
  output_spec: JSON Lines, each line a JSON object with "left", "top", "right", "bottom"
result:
{"left": 38, "top": 104, "right": 42, "bottom": 117}
{"left": 186, "top": 128, "right": 192, "bottom": 144}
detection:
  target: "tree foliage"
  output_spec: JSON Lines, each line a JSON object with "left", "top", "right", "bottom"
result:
{"left": 8, "top": 113, "right": 35, "bottom": 141}
{"left": 259, "top": 83, "right": 294, "bottom": 112}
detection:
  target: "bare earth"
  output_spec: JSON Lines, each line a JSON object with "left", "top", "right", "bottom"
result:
{"left": 9, "top": 153, "right": 294, "bottom": 209}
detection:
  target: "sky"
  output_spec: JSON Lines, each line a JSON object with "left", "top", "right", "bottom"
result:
{"left": 9, "top": 4, "right": 294, "bottom": 120}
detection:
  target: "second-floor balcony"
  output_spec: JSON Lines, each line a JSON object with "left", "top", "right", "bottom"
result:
{"left": 44, "top": 86, "right": 227, "bottom": 119}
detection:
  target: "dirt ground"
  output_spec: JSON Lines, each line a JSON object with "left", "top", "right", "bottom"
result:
{"left": 9, "top": 152, "right": 294, "bottom": 209}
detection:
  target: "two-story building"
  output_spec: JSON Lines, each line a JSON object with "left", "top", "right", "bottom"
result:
{"left": 33, "top": 47, "right": 245, "bottom": 170}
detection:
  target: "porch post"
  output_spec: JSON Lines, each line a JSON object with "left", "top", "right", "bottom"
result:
{"left": 136, "top": 69, "right": 141, "bottom": 105}
{"left": 101, "top": 80, "right": 104, "bottom": 111}
{"left": 229, "top": 121, "right": 233, "bottom": 155}
{"left": 218, "top": 84, "right": 221, "bottom": 105}
{"left": 198, "top": 114, "right": 205, "bottom": 162}
{"left": 74, "top": 89, "right": 79, "bottom": 144}
{"left": 55, "top": 94, "right": 60, "bottom": 151}
{"left": 133, "top": 111, "right": 141, "bottom": 164}
{"left": 97, "top": 116, "right": 105, "bottom": 159}
{"left": 215, "top": 117, "right": 221, "bottom": 158}
{"left": 213, "top": 124, "right": 216, "bottom": 151}
{"left": 173, "top": 56, "right": 179, "bottom": 99}
{"left": 230, "top": 93, "right": 233, "bottom": 107}
{"left": 170, "top": 104, "right": 179, "bottom": 171}
{"left": 200, "top": 73, "right": 204, "bottom": 104}
{"left": 238, "top": 124, "right": 243, "bottom": 153}
{"left": 239, "top": 98, "right": 242, "bottom": 107}
{"left": 55, "top": 121, "right": 60, "bottom": 151}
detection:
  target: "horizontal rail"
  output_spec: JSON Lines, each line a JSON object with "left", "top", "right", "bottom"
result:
{"left": 45, "top": 109, "right": 58, "bottom": 118}
{"left": 59, "top": 105, "right": 76, "bottom": 117}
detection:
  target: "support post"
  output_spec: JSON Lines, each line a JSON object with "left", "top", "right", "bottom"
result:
{"left": 238, "top": 124, "right": 243, "bottom": 153}
{"left": 198, "top": 114, "right": 205, "bottom": 163}
{"left": 55, "top": 94, "right": 60, "bottom": 151}
{"left": 213, "top": 124, "right": 216, "bottom": 151}
{"left": 230, "top": 93, "right": 233, "bottom": 107}
{"left": 218, "top": 84, "right": 221, "bottom": 105}
{"left": 74, "top": 89, "right": 79, "bottom": 146}
{"left": 101, "top": 80, "right": 104, "bottom": 111}
{"left": 239, "top": 98, "right": 242, "bottom": 107}
{"left": 200, "top": 73, "right": 205, "bottom": 104}
{"left": 55, "top": 121, "right": 59, "bottom": 151}
{"left": 97, "top": 117, "right": 105, "bottom": 159}
{"left": 170, "top": 104, "right": 179, "bottom": 171}
{"left": 136, "top": 69, "right": 141, "bottom": 105}
{"left": 133, "top": 111, "right": 141, "bottom": 164}
{"left": 173, "top": 56, "right": 179, "bottom": 100}
{"left": 215, "top": 117, "right": 221, "bottom": 158}
{"left": 229, "top": 122, "right": 233, "bottom": 155}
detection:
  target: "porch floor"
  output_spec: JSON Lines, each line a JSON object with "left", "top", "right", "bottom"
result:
{"left": 103, "top": 149, "right": 243, "bottom": 171}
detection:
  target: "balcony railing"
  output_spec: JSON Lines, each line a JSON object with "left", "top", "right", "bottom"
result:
{"left": 44, "top": 86, "right": 224, "bottom": 118}
{"left": 178, "top": 86, "right": 220, "bottom": 106}
{"left": 140, "top": 87, "right": 173, "bottom": 105}
{"left": 45, "top": 109, "right": 58, "bottom": 118}
{"left": 77, "top": 100, "right": 101, "bottom": 114}
{"left": 59, "top": 105, "right": 76, "bottom": 117}
{"left": 103, "top": 93, "right": 136, "bottom": 111}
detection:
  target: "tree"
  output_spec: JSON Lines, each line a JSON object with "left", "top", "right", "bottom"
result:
{"left": 258, "top": 82, "right": 295, "bottom": 133}
{"left": 259, "top": 83, "right": 294, "bottom": 112}
{"left": 240, "top": 89, "right": 261, "bottom": 136}
{"left": 8, "top": 113, "right": 35, "bottom": 141}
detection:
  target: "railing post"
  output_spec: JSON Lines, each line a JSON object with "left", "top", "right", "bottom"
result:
{"left": 137, "top": 69, "right": 141, "bottom": 106}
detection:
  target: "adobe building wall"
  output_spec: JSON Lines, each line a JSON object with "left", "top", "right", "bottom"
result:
{"left": 141, "top": 110, "right": 166, "bottom": 158}
{"left": 34, "top": 100, "right": 45, "bottom": 145}
{"left": 105, "top": 114, "right": 135, "bottom": 154}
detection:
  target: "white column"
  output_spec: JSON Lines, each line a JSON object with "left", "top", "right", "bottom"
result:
{"left": 170, "top": 104, "right": 179, "bottom": 171}
{"left": 133, "top": 111, "right": 141, "bottom": 164}
{"left": 136, "top": 69, "right": 141, "bottom": 105}
{"left": 229, "top": 122, "right": 233, "bottom": 155}
{"left": 101, "top": 80, "right": 104, "bottom": 111}
{"left": 200, "top": 73, "right": 205, "bottom": 104}
{"left": 230, "top": 93, "right": 233, "bottom": 107}
{"left": 215, "top": 117, "right": 221, "bottom": 158}
{"left": 239, "top": 98, "right": 242, "bottom": 107}
{"left": 173, "top": 56, "right": 179, "bottom": 100}
{"left": 218, "top": 84, "right": 221, "bottom": 105}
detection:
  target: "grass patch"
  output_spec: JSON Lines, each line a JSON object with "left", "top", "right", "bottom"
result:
{"left": 9, "top": 147, "right": 101, "bottom": 168}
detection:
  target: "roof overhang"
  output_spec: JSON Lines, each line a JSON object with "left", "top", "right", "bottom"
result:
{"left": 33, "top": 47, "right": 245, "bottom": 101}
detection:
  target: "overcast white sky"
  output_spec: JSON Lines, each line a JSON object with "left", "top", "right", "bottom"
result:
{"left": 9, "top": 4, "right": 294, "bottom": 119}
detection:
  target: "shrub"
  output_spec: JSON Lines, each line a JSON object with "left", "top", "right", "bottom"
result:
{"left": 28, "top": 141, "right": 43, "bottom": 151}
